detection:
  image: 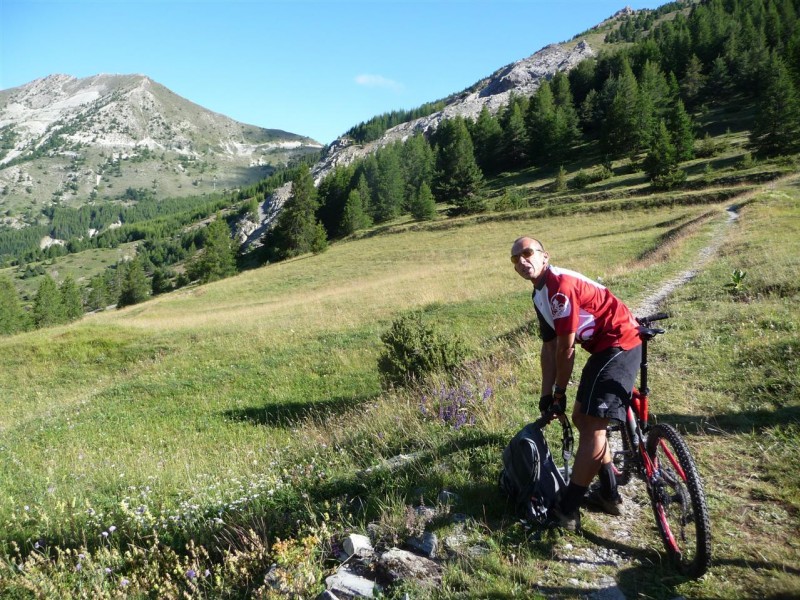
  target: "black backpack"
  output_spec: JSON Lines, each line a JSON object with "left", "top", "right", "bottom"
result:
{"left": 499, "top": 416, "right": 573, "bottom": 523}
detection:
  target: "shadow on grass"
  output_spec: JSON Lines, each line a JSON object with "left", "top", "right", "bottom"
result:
{"left": 222, "top": 393, "right": 376, "bottom": 427}
{"left": 653, "top": 404, "right": 800, "bottom": 435}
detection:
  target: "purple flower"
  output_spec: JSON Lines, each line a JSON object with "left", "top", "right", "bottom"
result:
{"left": 187, "top": 568, "right": 197, "bottom": 580}
{"left": 121, "top": 578, "right": 129, "bottom": 587}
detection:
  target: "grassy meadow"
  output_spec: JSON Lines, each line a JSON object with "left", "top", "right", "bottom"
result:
{"left": 1, "top": 173, "right": 799, "bottom": 597}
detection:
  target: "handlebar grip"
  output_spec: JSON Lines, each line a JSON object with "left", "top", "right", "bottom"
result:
{"left": 637, "top": 312, "right": 670, "bottom": 325}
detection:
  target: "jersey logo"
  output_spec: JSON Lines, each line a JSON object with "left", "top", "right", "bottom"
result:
{"left": 550, "top": 293, "right": 570, "bottom": 319}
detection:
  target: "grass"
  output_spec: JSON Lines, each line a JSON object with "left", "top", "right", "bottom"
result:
{"left": 1, "top": 168, "right": 799, "bottom": 597}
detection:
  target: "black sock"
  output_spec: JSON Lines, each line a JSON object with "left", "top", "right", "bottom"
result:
{"left": 561, "top": 482, "right": 588, "bottom": 515}
{"left": 599, "top": 462, "right": 617, "bottom": 500}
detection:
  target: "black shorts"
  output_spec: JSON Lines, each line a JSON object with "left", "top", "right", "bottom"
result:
{"left": 575, "top": 345, "right": 642, "bottom": 423}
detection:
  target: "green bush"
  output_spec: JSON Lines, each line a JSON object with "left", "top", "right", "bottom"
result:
{"left": 378, "top": 312, "right": 467, "bottom": 388}
{"left": 651, "top": 168, "right": 687, "bottom": 190}
{"left": 493, "top": 187, "right": 527, "bottom": 211}
{"left": 571, "top": 165, "right": 614, "bottom": 189}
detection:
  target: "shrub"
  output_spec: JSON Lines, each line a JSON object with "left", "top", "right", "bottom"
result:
{"left": 651, "top": 168, "right": 687, "bottom": 190}
{"left": 378, "top": 312, "right": 467, "bottom": 388}
{"left": 494, "top": 187, "right": 527, "bottom": 211}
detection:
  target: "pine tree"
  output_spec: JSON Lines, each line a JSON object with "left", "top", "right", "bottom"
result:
{"left": 681, "top": 54, "right": 707, "bottom": 106}
{"left": 432, "top": 118, "right": 484, "bottom": 213}
{"left": 59, "top": 274, "right": 84, "bottom": 322}
{"left": 668, "top": 98, "right": 695, "bottom": 161}
{"left": 644, "top": 119, "right": 678, "bottom": 180}
{"left": 86, "top": 273, "right": 109, "bottom": 311}
{"left": 470, "top": 107, "right": 504, "bottom": 175}
{"left": 354, "top": 173, "right": 374, "bottom": 218}
{"left": 118, "top": 258, "right": 150, "bottom": 308}
{"left": 410, "top": 182, "right": 437, "bottom": 221}
{"left": 551, "top": 71, "right": 581, "bottom": 157}
{"left": 526, "top": 80, "right": 557, "bottom": 164}
{"left": 750, "top": 52, "right": 800, "bottom": 155}
{"left": 33, "top": 275, "right": 65, "bottom": 328}
{"left": 399, "top": 134, "right": 435, "bottom": 205}
{"left": 0, "top": 275, "right": 29, "bottom": 335}
{"left": 269, "top": 165, "right": 328, "bottom": 258}
{"left": 601, "top": 58, "right": 642, "bottom": 157}
{"left": 500, "top": 101, "right": 528, "bottom": 168}
{"left": 373, "top": 146, "right": 405, "bottom": 222}
{"left": 188, "top": 214, "right": 238, "bottom": 283}
{"left": 340, "top": 189, "right": 372, "bottom": 235}
{"left": 316, "top": 164, "right": 355, "bottom": 238}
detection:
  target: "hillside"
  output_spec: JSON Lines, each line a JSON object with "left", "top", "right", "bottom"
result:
{"left": 0, "top": 73, "right": 322, "bottom": 218}
{"left": 1, "top": 176, "right": 798, "bottom": 598}
{"left": 1, "top": 0, "right": 800, "bottom": 597}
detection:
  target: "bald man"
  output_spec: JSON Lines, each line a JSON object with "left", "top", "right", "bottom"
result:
{"left": 511, "top": 237, "right": 642, "bottom": 531}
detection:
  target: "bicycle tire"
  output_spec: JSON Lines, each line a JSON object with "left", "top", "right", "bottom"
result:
{"left": 646, "top": 423, "right": 712, "bottom": 577}
{"left": 610, "top": 423, "right": 636, "bottom": 487}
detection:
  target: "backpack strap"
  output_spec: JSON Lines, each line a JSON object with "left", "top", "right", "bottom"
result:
{"left": 560, "top": 417, "right": 574, "bottom": 484}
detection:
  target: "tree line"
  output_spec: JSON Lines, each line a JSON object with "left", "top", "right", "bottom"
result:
{"left": 3, "top": 0, "right": 799, "bottom": 331}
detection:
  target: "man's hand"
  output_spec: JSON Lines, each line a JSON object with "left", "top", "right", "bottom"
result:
{"left": 540, "top": 391, "right": 567, "bottom": 417}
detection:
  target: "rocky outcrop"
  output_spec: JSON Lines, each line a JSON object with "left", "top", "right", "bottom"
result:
{"left": 310, "top": 40, "right": 595, "bottom": 184}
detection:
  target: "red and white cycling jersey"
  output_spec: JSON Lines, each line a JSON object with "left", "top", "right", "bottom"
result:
{"left": 533, "top": 265, "right": 641, "bottom": 354}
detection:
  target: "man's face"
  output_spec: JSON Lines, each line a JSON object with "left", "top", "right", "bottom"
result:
{"left": 511, "top": 238, "right": 548, "bottom": 282}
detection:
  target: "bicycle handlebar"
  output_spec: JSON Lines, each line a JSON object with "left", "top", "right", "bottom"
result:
{"left": 636, "top": 312, "right": 670, "bottom": 326}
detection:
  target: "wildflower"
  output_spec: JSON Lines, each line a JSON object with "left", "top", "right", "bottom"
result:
{"left": 120, "top": 578, "right": 129, "bottom": 587}
{"left": 75, "top": 563, "right": 82, "bottom": 572}
{"left": 204, "top": 569, "right": 211, "bottom": 577}
{"left": 102, "top": 531, "right": 109, "bottom": 538}
{"left": 108, "top": 525, "right": 117, "bottom": 533}
{"left": 105, "top": 567, "right": 112, "bottom": 575}
{"left": 187, "top": 568, "right": 197, "bottom": 580}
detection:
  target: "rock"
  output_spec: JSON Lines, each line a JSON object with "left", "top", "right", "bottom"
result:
{"left": 325, "top": 565, "right": 378, "bottom": 599}
{"left": 343, "top": 533, "right": 374, "bottom": 558}
{"left": 376, "top": 548, "right": 442, "bottom": 589}
{"left": 406, "top": 532, "right": 438, "bottom": 558}
{"left": 438, "top": 490, "right": 460, "bottom": 505}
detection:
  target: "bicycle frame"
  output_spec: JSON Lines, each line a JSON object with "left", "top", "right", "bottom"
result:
{"left": 626, "top": 316, "right": 687, "bottom": 485}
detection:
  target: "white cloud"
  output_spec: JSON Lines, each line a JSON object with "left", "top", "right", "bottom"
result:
{"left": 354, "top": 74, "right": 403, "bottom": 91}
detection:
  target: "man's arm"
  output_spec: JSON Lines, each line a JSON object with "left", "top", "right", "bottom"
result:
{"left": 540, "top": 338, "right": 557, "bottom": 397}
{"left": 554, "top": 332, "right": 576, "bottom": 391}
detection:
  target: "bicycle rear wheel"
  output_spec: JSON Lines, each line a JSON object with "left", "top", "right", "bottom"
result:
{"left": 646, "top": 423, "right": 712, "bottom": 577}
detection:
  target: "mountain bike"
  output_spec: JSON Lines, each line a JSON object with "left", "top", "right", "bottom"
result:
{"left": 608, "top": 312, "right": 712, "bottom": 578}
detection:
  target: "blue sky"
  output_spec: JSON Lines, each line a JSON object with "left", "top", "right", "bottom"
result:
{"left": 2, "top": 0, "right": 666, "bottom": 145}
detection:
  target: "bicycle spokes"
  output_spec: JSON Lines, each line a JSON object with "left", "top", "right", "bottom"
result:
{"left": 646, "top": 424, "right": 712, "bottom": 577}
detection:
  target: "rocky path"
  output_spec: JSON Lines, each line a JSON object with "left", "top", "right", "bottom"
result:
{"left": 557, "top": 204, "right": 742, "bottom": 600}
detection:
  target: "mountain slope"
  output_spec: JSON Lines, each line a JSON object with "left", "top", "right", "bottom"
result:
{"left": 0, "top": 74, "right": 321, "bottom": 217}
{"left": 311, "top": 40, "right": 595, "bottom": 183}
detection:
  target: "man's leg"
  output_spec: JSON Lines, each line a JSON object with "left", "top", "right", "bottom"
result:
{"left": 559, "top": 403, "right": 610, "bottom": 515}
{"left": 571, "top": 405, "right": 611, "bottom": 486}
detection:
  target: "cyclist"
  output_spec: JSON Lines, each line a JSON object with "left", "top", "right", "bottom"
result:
{"left": 510, "top": 236, "right": 643, "bottom": 531}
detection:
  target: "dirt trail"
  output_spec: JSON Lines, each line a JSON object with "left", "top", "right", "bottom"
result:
{"left": 558, "top": 204, "right": 743, "bottom": 600}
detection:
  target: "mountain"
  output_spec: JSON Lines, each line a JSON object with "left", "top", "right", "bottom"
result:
{"left": 311, "top": 40, "right": 596, "bottom": 184}
{"left": 0, "top": 74, "right": 321, "bottom": 221}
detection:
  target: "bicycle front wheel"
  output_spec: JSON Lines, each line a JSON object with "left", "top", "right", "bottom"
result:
{"left": 646, "top": 423, "right": 712, "bottom": 577}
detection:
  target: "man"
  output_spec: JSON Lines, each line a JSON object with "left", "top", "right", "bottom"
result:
{"left": 510, "top": 236, "right": 642, "bottom": 531}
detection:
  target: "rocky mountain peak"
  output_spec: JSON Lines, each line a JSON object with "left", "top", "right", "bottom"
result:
{"left": 311, "top": 40, "right": 595, "bottom": 184}
{"left": 0, "top": 74, "right": 322, "bottom": 211}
